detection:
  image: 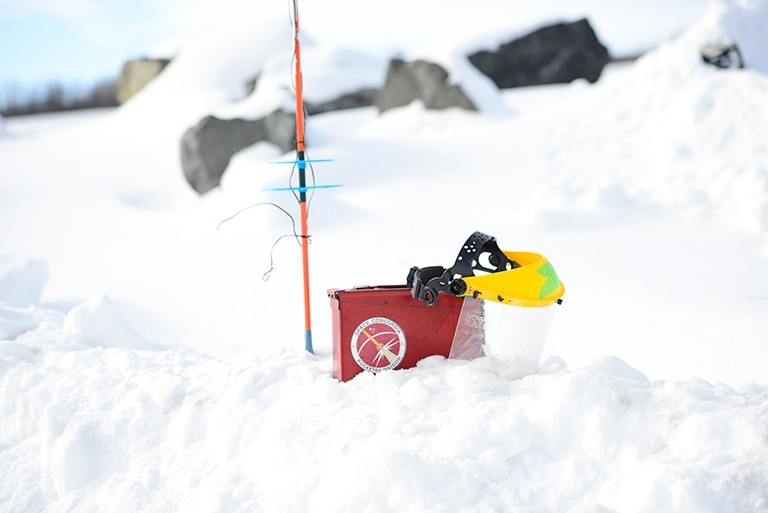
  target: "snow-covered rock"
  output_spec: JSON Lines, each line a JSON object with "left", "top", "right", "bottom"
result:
{"left": 704, "top": 0, "right": 768, "bottom": 73}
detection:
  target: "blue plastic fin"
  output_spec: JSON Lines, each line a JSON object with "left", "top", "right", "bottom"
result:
{"left": 263, "top": 184, "right": 343, "bottom": 193}
{"left": 270, "top": 159, "right": 334, "bottom": 165}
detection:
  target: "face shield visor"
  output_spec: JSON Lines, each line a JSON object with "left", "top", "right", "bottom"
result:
{"left": 407, "top": 231, "right": 564, "bottom": 368}
{"left": 449, "top": 296, "right": 558, "bottom": 368}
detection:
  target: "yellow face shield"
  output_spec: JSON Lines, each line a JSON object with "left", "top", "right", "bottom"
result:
{"left": 407, "top": 231, "right": 564, "bottom": 308}
{"left": 462, "top": 251, "right": 564, "bottom": 307}
{"left": 406, "top": 231, "right": 565, "bottom": 367}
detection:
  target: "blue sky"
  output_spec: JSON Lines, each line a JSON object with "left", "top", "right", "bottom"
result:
{"left": 2, "top": 16, "right": 137, "bottom": 82}
{"left": 0, "top": 0, "right": 296, "bottom": 106}
{"left": 0, "top": 1, "right": 189, "bottom": 105}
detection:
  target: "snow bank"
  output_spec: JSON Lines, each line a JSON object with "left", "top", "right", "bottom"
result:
{"left": 0, "top": 256, "right": 48, "bottom": 307}
{"left": 62, "top": 295, "right": 158, "bottom": 350}
{"left": 113, "top": 16, "right": 294, "bottom": 135}
{"left": 1, "top": 335, "right": 767, "bottom": 512}
{"left": 0, "top": 257, "right": 55, "bottom": 340}
{"left": 0, "top": 304, "right": 58, "bottom": 342}
{"left": 215, "top": 45, "right": 388, "bottom": 121}
{"left": 0, "top": 259, "right": 154, "bottom": 349}
{"left": 116, "top": 16, "right": 388, "bottom": 136}
{"left": 705, "top": 0, "right": 768, "bottom": 73}
{"left": 615, "top": 0, "right": 768, "bottom": 233}
{"left": 527, "top": 0, "right": 768, "bottom": 235}
{"left": 300, "top": 0, "right": 708, "bottom": 58}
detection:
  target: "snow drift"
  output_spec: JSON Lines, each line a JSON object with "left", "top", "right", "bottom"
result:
{"left": 3, "top": 333, "right": 768, "bottom": 512}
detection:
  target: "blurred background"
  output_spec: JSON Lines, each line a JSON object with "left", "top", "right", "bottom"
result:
{"left": 1, "top": 0, "right": 709, "bottom": 117}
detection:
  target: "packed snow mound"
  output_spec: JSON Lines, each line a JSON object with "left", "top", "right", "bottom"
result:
{"left": 530, "top": 0, "right": 768, "bottom": 235}
{"left": 0, "top": 257, "right": 58, "bottom": 341}
{"left": 117, "top": 16, "right": 388, "bottom": 132}
{"left": 0, "top": 256, "right": 48, "bottom": 307}
{"left": 62, "top": 295, "right": 158, "bottom": 350}
{"left": 703, "top": 0, "right": 768, "bottom": 73}
{"left": 0, "top": 263, "right": 154, "bottom": 347}
{"left": 1, "top": 339, "right": 767, "bottom": 512}
{"left": 215, "top": 45, "right": 388, "bottom": 121}
{"left": 618, "top": 0, "right": 768, "bottom": 233}
{"left": 583, "top": 356, "right": 650, "bottom": 383}
{"left": 0, "top": 304, "right": 59, "bottom": 342}
{"left": 114, "top": 16, "right": 294, "bottom": 133}
{"left": 645, "top": 0, "right": 768, "bottom": 75}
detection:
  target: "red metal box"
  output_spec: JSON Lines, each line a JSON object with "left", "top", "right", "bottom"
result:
{"left": 328, "top": 285, "right": 464, "bottom": 381}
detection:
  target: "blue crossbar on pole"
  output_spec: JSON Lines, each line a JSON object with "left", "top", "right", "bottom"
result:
{"left": 270, "top": 159, "right": 335, "bottom": 165}
{"left": 264, "top": 184, "right": 343, "bottom": 193}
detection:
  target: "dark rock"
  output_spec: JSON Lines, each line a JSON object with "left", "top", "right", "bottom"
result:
{"left": 468, "top": 18, "right": 609, "bottom": 88}
{"left": 115, "top": 58, "right": 171, "bottom": 104}
{"left": 245, "top": 74, "right": 260, "bottom": 96}
{"left": 181, "top": 110, "right": 295, "bottom": 194}
{"left": 180, "top": 85, "right": 380, "bottom": 195}
{"left": 375, "top": 59, "right": 477, "bottom": 113}
{"left": 701, "top": 43, "right": 745, "bottom": 69}
{"left": 306, "top": 87, "right": 378, "bottom": 115}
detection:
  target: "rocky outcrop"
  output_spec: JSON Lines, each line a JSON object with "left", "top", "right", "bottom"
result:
{"left": 467, "top": 19, "right": 609, "bottom": 88}
{"left": 245, "top": 75, "right": 260, "bottom": 96}
{"left": 179, "top": 86, "right": 377, "bottom": 194}
{"left": 701, "top": 43, "right": 745, "bottom": 69}
{"left": 115, "top": 58, "right": 172, "bottom": 104}
{"left": 375, "top": 59, "right": 477, "bottom": 113}
{"left": 180, "top": 110, "right": 295, "bottom": 194}
{"left": 306, "top": 88, "right": 378, "bottom": 115}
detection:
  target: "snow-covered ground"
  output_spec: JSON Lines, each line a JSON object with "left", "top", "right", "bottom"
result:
{"left": 2, "top": 0, "right": 768, "bottom": 511}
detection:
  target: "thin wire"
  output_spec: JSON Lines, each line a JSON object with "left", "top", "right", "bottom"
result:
{"left": 263, "top": 234, "right": 309, "bottom": 281}
{"left": 288, "top": 0, "right": 313, "bottom": 211}
{"left": 290, "top": 0, "right": 299, "bottom": 93}
{"left": 217, "top": 202, "right": 311, "bottom": 281}
{"left": 286, "top": 155, "right": 317, "bottom": 217}
{"left": 289, "top": 162, "right": 300, "bottom": 204}
{"left": 215, "top": 1, "right": 311, "bottom": 284}
{"left": 304, "top": 147, "right": 317, "bottom": 218}
{"left": 217, "top": 202, "right": 302, "bottom": 247}
{"left": 287, "top": 0, "right": 296, "bottom": 29}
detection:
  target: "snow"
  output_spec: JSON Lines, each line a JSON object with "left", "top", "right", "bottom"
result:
{"left": 2, "top": 0, "right": 768, "bottom": 511}
{"left": 0, "top": 257, "right": 48, "bottom": 307}
{"left": 707, "top": 0, "right": 768, "bottom": 72}
{"left": 2, "top": 345, "right": 767, "bottom": 512}
{"left": 62, "top": 295, "right": 159, "bottom": 351}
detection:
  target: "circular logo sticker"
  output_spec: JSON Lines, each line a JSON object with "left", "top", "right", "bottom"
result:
{"left": 351, "top": 317, "right": 407, "bottom": 373}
